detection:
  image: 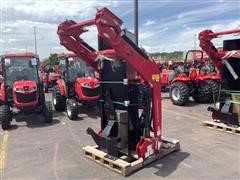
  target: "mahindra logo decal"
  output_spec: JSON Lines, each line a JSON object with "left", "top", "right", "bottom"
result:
{"left": 23, "top": 86, "right": 29, "bottom": 91}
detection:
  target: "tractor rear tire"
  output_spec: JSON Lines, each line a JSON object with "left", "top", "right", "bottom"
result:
{"left": 52, "top": 86, "right": 66, "bottom": 111}
{"left": 0, "top": 105, "right": 12, "bottom": 130}
{"left": 170, "top": 82, "right": 189, "bottom": 106}
{"left": 66, "top": 99, "right": 78, "bottom": 120}
{"left": 206, "top": 80, "right": 219, "bottom": 103}
{"left": 44, "top": 102, "right": 53, "bottom": 123}
{"left": 192, "top": 80, "right": 211, "bottom": 103}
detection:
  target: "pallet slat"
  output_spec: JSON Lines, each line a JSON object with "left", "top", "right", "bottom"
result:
{"left": 83, "top": 137, "right": 180, "bottom": 176}
{"left": 203, "top": 121, "right": 240, "bottom": 135}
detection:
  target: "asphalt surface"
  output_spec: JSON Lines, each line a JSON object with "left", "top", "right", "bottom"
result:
{"left": 0, "top": 93, "right": 239, "bottom": 180}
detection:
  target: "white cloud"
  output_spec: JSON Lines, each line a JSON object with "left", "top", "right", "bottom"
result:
{"left": 139, "top": 31, "right": 155, "bottom": 41}
{"left": 144, "top": 20, "right": 156, "bottom": 26}
{"left": 8, "top": 38, "right": 19, "bottom": 43}
{"left": 10, "top": 47, "right": 26, "bottom": 52}
{"left": 177, "top": 14, "right": 184, "bottom": 19}
{"left": 142, "top": 20, "right": 240, "bottom": 53}
{"left": 3, "top": 28, "right": 12, "bottom": 33}
{"left": 1, "top": 0, "right": 239, "bottom": 58}
{"left": 1, "top": 20, "right": 58, "bottom": 57}
{"left": 4, "top": 0, "right": 116, "bottom": 22}
{"left": 52, "top": 46, "right": 64, "bottom": 50}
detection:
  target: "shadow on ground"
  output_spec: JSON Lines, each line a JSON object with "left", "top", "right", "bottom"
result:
{"left": 12, "top": 114, "right": 61, "bottom": 129}
{"left": 147, "top": 151, "right": 190, "bottom": 177}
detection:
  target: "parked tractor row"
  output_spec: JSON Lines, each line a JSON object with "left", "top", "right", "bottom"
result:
{"left": 0, "top": 52, "right": 101, "bottom": 130}
{"left": 0, "top": 6, "right": 239, "bottom": 176}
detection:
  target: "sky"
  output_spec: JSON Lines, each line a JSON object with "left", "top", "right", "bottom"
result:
{"left": 0, "top": 0, "right": 239, "bottom": 59}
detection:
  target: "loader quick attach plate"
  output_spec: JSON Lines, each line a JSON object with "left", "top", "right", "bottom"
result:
{"left": 82, "top": 137, "right": 180, "bottom": 176}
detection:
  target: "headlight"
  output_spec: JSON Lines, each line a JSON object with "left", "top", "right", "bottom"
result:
{"left": 81, "top": 83, "right": 91, "bottom": 88}
{"left": 29, "top": 86, "right": 37, "bottom": 92}
{"left": 14, "top": 87, "right": 24, "bottom": 93}
{"left": 95, "top": 83, "right": 100, "bottom": 88}
{"left": 81, "top": 82, "right": 99, "bottom": 88}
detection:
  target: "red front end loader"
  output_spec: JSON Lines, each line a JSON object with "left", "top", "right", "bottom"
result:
{"left": 52, "top": 53, "right": 100, "bottom": 120}
{"left": 199, "top": 29, "right": 240, "bottom": 126}
{"left": 57, "top": 7, "right": 179, "bottom": 169}
{"left": 0, "top": 53, "right": 53, "bottom": 130}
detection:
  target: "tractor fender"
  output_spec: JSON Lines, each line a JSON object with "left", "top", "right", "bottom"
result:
{"left": 0, "top": 83, "right": 6, "bottom": 102}
{"left": 56, "top": 79, "right": 66, "bottom": 96}
{"left": 197, "top": 75, "right": 212, "bottom": 81}
{"left": 209, "top": 74, "right": 221, "bottom": 80}
{"left": 171, "top": 76, "right": 190, "bottom": 84}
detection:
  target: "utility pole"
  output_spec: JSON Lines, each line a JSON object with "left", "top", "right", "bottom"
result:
{"left": 134, "top": 0, "right": 138, "bottom": 45}
{"left": 33, "top": 26, "right": 37, "bottom": 54}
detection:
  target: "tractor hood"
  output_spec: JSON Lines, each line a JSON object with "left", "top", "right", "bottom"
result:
{"left": 75, "top": 77, "right": 100, "bottom": 100}
{"left": 76, "top": 77, "right": 99, "bottom": 89}
{"left": 13, "top": 80, "right": 37, "bottom": 93}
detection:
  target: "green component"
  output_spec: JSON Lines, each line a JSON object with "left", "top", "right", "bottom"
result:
{"left": 221, "top": 89, "right": 240, "bottom": 94}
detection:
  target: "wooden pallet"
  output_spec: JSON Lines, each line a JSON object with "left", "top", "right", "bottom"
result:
{"left": 203, "top": 121, "right": 240, "bottom": 135}
{"left": 82, "top": 137, "right": 180, "bottom": 176}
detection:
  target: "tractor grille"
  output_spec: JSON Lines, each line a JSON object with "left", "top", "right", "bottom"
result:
{"left": 82, "top": 86, "right": 100, "bottom": 97}
{"left": 16, "top": 91, "right": 37, "bottom": 103}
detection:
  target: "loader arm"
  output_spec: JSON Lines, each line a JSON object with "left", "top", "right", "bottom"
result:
{"left": 198, "top": 29, "right": 240, "bottom": 72}
{"left": 57, "top": 7, "right": 162, "bottom": 158}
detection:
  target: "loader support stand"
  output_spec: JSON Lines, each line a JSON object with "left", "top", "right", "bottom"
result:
{"left": 57, "top": 7, "right": 179, "bottom": 165}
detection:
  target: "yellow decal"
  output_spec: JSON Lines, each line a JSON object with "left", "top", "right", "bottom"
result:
{"left": 152, "top": 74, "right": 160, "bottom": 82}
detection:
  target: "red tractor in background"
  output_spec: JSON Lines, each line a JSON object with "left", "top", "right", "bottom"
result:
{"left": 160, "top": 60, "right": 184, "bottom": 92}
{"left": 199, "top": 29, "right": 240, "bottom": 126}
{"left": 52, "top": 53, "right": 100, "bottom": 120}
{"left": 169, "top": 50, "right": 220, "bottom": 106}
{"left": 40, "top": 64, "right": 61, "bottom": 93}
{"left": 0, "top": 53, "right": 53, "bottom": 130}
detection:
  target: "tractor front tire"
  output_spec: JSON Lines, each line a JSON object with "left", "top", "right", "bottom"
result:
{"left": 66, "top": 99, "right": 78, "bottom": 120}
{"left": 192, "top": 80, "right": 211, "bottom": 103}
{"left": 0, "top": 105, "right": 12, "bottom": 130}
{"left": 206, "top": 80, "right": 219, "bottom": 103}
{"left": 52, "top": 86, "right": 66, "bottom": 111}
{"left": 44, "top": 102, "right": 53, "bottom": 123}
{"left": 170, "top": 82, "right": 189, "bottom": 106}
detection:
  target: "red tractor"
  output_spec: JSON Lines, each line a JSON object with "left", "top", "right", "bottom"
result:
{"left": 40, "top": 65, "right": 61, "bottom": 93}
{"left": 160, "top": 60, "right": 185, "bottom": 92}
{"left": 0, "top": 53, "right": 53, "bottom": 130}
{"left": 52, "top": 53, "right": 100, "bottom": 120}
{"left": 169, "top": 50, "right": 220, "bottom": 106}
{"left": 199, "top": 29, "right": 240, "bottom": 126}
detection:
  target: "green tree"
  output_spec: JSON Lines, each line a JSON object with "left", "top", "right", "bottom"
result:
{"left": 48, "top": 53, "right": 58, "bottom": 66}
{"left": 41, "top": 53, "right": 58, "bottom": 67}
{"left": 150, "top": 51, "right": 183, "bottom": 61}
